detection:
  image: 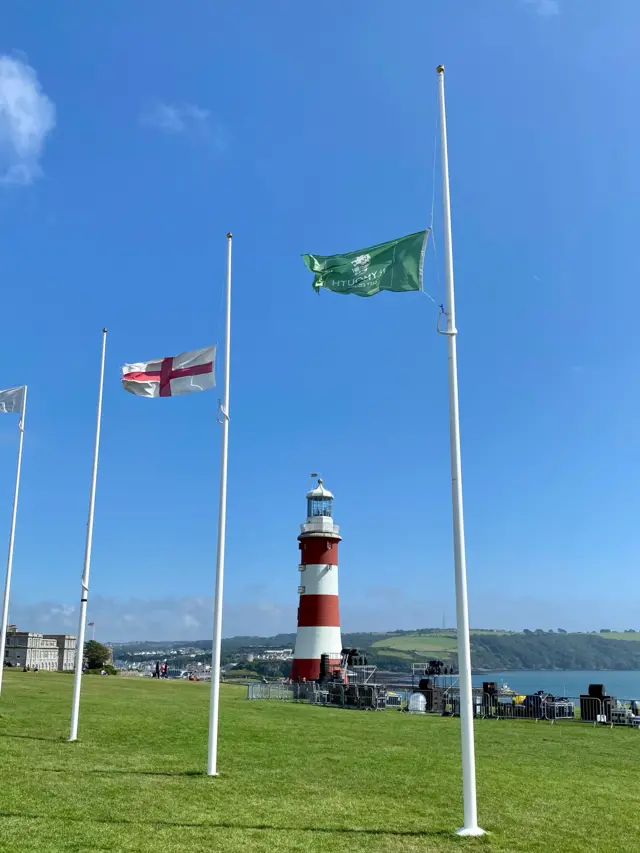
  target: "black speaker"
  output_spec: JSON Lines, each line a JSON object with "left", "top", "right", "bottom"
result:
{"left": 588, "top": 683, "right": 605, "bottom": 698}
{"left": 483, "top": 682, "right": 498, "bottom": 696}
{"left": 419, "top": 678, "right": 433, "bottom": 691}
{"left": 319, "top": 654, "right": 329, "bottom": 681}
{"left": 431, "top": 687, "right": 446, "bottom": 713}
{"left": 523, "top": 693, "right": 545, "bottom": 717}
{"left": 602, "top": 696, "right": 616, "bottom": 722}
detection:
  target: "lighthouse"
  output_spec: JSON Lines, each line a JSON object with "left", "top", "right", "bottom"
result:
{"left": 291, "top": 478, "right": 342, "bottom": 681}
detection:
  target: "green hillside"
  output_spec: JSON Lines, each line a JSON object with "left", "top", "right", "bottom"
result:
{"left": 368, "top": 630, "right": 640, "bottom": 672}
{"left": 371, "top": 632, "right": 458, "bottom": 654}
{"left": 114, "top": 628, "right": 640, "bottom": 674}
{"left": 597, "top": 632, "right": 640, "bottom": 642}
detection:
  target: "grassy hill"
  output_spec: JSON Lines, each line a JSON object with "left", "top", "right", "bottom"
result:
{"left": 114, "top": 629, "right": 640, "bottom": 673}
{"left": 598, "top": 632, "right": 640, "bottom": 642}
{"left": 0, "top": 671, "right": 638, "bottom": 852}
{"left": 368, "top": 630, "right": 640, "bottom": 671}
{"left": 371, "top": 632, "right": 459, "bottom": 655}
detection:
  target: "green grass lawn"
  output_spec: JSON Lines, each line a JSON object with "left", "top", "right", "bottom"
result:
{"left": 597, "top": 632, "right": 640, "bottom": 641}
{"left": 0, "top": 672, "right": 639, "bottom": 852}
{"left": 372, "top": 632, "right": 458, "bottom": 656}
{"left": 373, "top": 649, "right": 414, "bottom": 660}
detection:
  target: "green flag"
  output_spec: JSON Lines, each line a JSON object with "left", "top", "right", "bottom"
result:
{"left": 302, "top": 230, "right": 428, "bottom": 297}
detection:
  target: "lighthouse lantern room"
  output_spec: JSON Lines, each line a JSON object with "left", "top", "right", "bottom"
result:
{"left": 291, "top": 478, "right": 343, "bottom": 681}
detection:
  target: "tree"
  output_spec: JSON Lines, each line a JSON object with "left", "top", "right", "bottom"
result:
{"left": 85, "top": 640, "right": 111, "bottom": 670}
{"left": 557, "top": 628, "right": 567, "bottom": 633}
{"left": 600, "top": 629, "right": 612, "bottom": 634}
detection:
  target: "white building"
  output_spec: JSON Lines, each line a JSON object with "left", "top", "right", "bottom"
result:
{"left": 252, "top": 649, "right": 293, "bottom": 661}
{"left": 51, "top": 634, "right": 77, "bottom": 671}
{"left": 3, "top": 626, "right": 76, "bottom": 671}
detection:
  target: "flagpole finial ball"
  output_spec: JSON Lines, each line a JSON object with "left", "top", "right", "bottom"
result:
{"left": 436, "top": 65, "right": 445, "bottom": 74}
{"left": 226, "top": 232, "right": 232, "bottom": 239}
{"left": 102, "top": 328, "right": 107, "bottom": 333}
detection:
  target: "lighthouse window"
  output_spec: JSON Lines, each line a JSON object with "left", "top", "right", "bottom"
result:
{"left": 307, "top": 497, "right": 332, "bottom": 518}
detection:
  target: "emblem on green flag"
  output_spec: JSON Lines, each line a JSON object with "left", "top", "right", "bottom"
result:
{"left": 302, "top": 230, "right": 429, "bottom": 297}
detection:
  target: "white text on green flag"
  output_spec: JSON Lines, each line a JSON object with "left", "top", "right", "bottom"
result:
{"left": 0, "top": 387, "right": 25, "bottom": 415}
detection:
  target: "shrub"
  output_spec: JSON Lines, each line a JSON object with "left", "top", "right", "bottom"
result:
{"left": 85, "top": 665, "right": 118, "bottom": 676}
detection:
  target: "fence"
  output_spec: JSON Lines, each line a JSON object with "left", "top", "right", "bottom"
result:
{"left": 247, "top": 681, "right": 389, "bottom": 709}
{"left": 480, "top": 693, "right": 578, "bottom": 722}
{"left": 450, "top": 692, "right": 640, "bottom": 727}
{"left": 247, "top": 681, "right": 640, "bottom": 727}
{"left": 247, "top": 682, "right": 294, "bottom": 701}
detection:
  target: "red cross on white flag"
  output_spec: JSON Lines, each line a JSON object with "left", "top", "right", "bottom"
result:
{"left": 122, "top": 346, "right": 216, "bottom": 398}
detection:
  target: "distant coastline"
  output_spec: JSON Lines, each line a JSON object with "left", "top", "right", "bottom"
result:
{"left": 112, "top": 629, "right": 640, "bottom": 680}
{"left": 470, "top": 667, "right": 640, "bottom": 674}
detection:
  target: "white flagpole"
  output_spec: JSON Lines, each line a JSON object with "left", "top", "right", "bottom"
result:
{"left": 69, "top": 328, "right": 107, "bottom": 742}
{"left": 207, "top": 232, "right": 232, "bottom": 776}
{"left": 0, "top": 386, "right": 27, "bottom": 695}
{"left": 436, "top": 65, "right": 485, "bottom": 837}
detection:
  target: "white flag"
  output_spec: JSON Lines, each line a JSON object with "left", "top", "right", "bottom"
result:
{"left": 0, "top": 387, "right": 25, "bottom": 415}
{"left": 122, "top": 346, "right": 215, "bottom": 398}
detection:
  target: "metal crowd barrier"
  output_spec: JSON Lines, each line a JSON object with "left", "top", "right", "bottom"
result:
{"left": 247, "top": 680, "right": 391, "bottom": 710}
{"left": 385, "top": 692, "right": 404, "bottom": 709}
{"left": 481, "top": 692, "right": 551, "bottom": 721}
{"left": 481, "top": 693, "right": 611, "bottom": 725}
{"left": 247, "top": 681, "right": 640, "bottom": 728}
{"left": 246, "top": 682, "right": 295, "bottom": 701}
{"left": 423, "top": 690, "right": 609, "bottom": 725}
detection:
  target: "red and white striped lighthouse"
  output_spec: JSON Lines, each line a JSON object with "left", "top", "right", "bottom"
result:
{"left": 291, "top": 478, "right": 342, "bottom": 681}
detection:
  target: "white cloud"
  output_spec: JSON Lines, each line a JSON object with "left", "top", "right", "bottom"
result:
{"left": 524, "top": 0, "right": 560, "bottom": 15}
{"left": 0, "top": 55, "right": 55, "bottom": 185}
{"left": 9, "top": 590, "right": 640, "bottom": 643}
{"left": 140, "top": 101, "right": 228, "bottom": 153}
{"left": 140, "top": 102, "right": 210, "bottom": 134}
{"left": 7, "top": 596, "right": 292, "bottom": 643}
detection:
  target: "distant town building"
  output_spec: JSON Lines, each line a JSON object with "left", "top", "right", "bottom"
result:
{"left": 3, "top": 626, "right": 76, "bottom": 671}
{"left": 249, "top": 649, "right": 293, "bottom": 661}
{"left": 52, "top": 634, "right": 77, "bottom": 671}
{"left": 239, "top": 647, "right": 293, "bottom": 663}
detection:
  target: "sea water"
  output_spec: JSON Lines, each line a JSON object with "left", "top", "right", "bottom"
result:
{"left": 472, "top": 670, "right": 640, "bottom": 699}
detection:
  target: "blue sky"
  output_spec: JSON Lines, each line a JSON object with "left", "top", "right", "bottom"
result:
{"left": 1, "top": 0, "right": 639, "bottom": 641}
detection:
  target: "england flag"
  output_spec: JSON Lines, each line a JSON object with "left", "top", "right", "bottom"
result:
{"left": 122, "top": 346, "right": 215, "bottom": 398}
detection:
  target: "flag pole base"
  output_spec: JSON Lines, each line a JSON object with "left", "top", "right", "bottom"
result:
{"left": 456, "top": 827, "right": 486, "bottom": 837}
